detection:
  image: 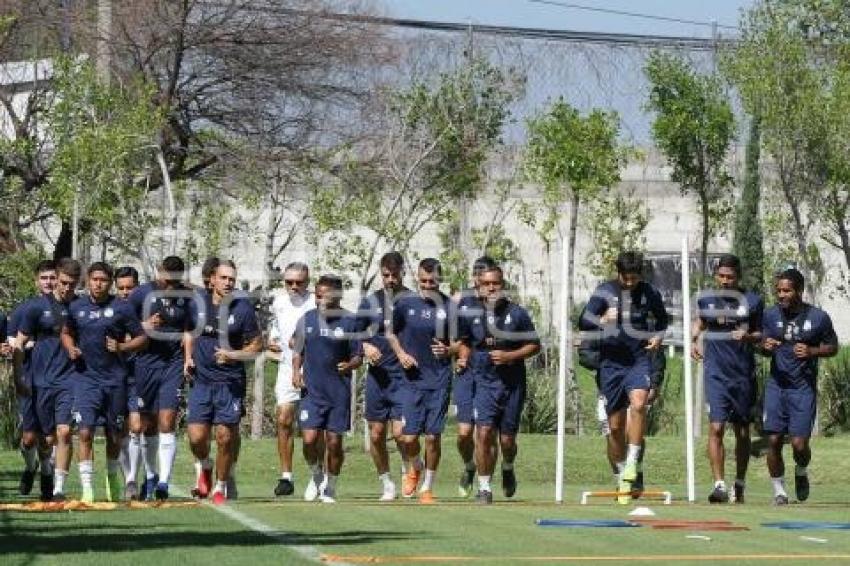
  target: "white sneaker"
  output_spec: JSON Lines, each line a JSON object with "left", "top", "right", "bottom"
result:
{"left": 379, "top": 482, "right": 396, "bottom": 501}
{"left": 319, "top": 488, "right": 336, "bottom": 504}
{"left": 304, "top": 477, "right": 319, "bottom": 502}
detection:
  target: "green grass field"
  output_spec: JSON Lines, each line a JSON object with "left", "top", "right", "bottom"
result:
{"left": 3, "top": 432, "right": 850, "bottom": 565}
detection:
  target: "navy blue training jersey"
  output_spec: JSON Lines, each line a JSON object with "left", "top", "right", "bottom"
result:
{"left": 19, "top": 294, "right": 74, "bottom": 388}
{"left": 190, "top": 293, "right": 260, "bottom": 385}
{"left": 459, "top": 298, "right": 539, "bottom": 384}
{"left": 357, "top": 288, "right": 410, "bottom": 376}
{"left": 9, "top": 301, "right": 34, "bottom": 387}
{"left": 762, "top": 304, "right": 837, "bottom": 389}
{"left": 579, "top": 280, "right": 669, "bottom": 366}
{"left": 128, "top": 282, "right": 192, "bottom": 368}
{"left": 294, "top": 308, "right": 361, "bottom": 405}
{"left": 392, "top": 292, "right": 455, "bottom": 390}
{"left": 66, "top": 294, "right": 144, "bottom": 386}
{"left": 698, "top": 289, "right": 763, "bottom": 381}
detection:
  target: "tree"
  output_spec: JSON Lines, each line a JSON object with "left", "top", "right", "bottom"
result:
{"left": 645, "top": 51, "right": 735, "bottom": 281}
{"left": 583, "top": 189, "right": 650, "bottom": 279}
{"left": 522, "top": 99, "right": 622, "bottom": 337}
{"left": 308, "top": 58, "right": 521, "bottom": 290}
{"left": 732, "top": 116, "right": 765, "bottom": 294}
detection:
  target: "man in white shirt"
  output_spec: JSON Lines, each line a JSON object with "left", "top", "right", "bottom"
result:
{"left": 268, "top": 262, "right": 322, "bottom": 498}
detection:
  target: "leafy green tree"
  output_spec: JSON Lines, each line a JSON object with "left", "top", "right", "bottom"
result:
{"left": 645, "top": 51, "right": 735, "bottom": 281}
{"left": 522, "top": 99, "right": 622, "bottom": 336}
{"left": 732, "top": 117, "right": 765, "bottom": 294}
{"left": 583, "top": 189, "right": 650, "bottom": 279}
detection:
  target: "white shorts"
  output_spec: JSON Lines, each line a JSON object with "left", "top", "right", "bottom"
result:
{"left": 275, "top": 372, "right": 301, "bottom": 406}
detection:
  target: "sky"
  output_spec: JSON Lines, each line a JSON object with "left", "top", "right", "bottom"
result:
{"left": 379, "top": 0, "right": 755, "bottom": 39}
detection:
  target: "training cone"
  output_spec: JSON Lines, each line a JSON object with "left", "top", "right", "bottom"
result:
{"left": 629, "top": 506, "right": 656, "bottom": 517}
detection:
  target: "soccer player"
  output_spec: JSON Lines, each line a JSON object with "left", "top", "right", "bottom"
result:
{"left": 127, "top": 256, "right": 192, "bottom": 501}
{"left": 760, "top": 268, "right": 837, "bottom": 505}
{"left": 453, "top": 256, "right": 497, "bottom": 498}
{"left": 15, "top": 258, "right": 82, "bottom": 502}
{"left": 115, "top": 266, "right": 156, "bottom": 500}
{"left": 357, "top": 251, "right": 411, "bottom": 501}
{"left": 458, "top": 264, "right": 540, "bottom": 504}
{"left": 186, "top": 260, "right": 262, "bottom": 505}
{"left": 267, "top": 262, "right": 317, "bottom": 498}
{"left": 293, "top": 274, "right": 362, "bottom": 503}
{"left": 11, "top": 260, "right": 57, "bottom": 498}
{"left": 692, "top": 254, "right": 763, "bottom": 504}
{"left": 389, "top": 258, "right": 455, "bottom": 504}
{"left": 62, "top": 262, "right": 147, "bottom": 503}
{"left": 579, "top": 251, "right": 668, "bottom": 504}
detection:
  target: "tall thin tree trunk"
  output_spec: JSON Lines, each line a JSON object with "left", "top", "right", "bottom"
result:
{"left": 700, "top": 193, "right": 710, "bottom": 282}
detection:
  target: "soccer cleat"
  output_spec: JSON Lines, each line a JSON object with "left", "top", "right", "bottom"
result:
{"left": 319, "top": 493, "right": 337, "bottom": 504}
{"left": 458, "top": 469, "right": 475, "bottom": 498}
{"left": 39, "top": 474, "right": 54, "bottom": 502}
{"left": 402, "top": 467, "right": 421, "bottom": 498}
{"left": 227, "top": 476, "right": 238, "bottom": 500}
{"left": 733, "top": 483, "right": 745, "bottom": 504}
{"left": 141, "top": 474, "right": 159, "bottom": 501}
{"left": 304, "top": 477, "right": 320, "bottom": 502}
{"left": 795, "top": 474, "right": 810, "bottom": 502}
{"left": 773, "top": 494, "right": 789, "bottom": 506}
{"left": 52, "top": 492, "right": 66, "bottom": 502}
{"left": 618, "top": 462, "right": 637, "bottom": 505}
{"left": 195, "top": 469, "right": 212, "bottom": 499}
{"left": 81, "top": 485, "right": 95, "bottom": 504}
{"left": 212, "top": 491, "right": 226, "bottom": 506}
{"left": 275, "top": 478, "right": 295, "bottom": 497}
{"left": 124, "top": 481, "right": 139, "bottom": 501}
{"left": 19, "top": 470, "right": 36, "bottom": 496}
{"left": 418, "top": 490, "right": 435, "bottom": 504}
{"left": 379, "top": 482, "right": 396, "bottom": 502}
{"left": 475, "top": 489, "right": 493, "bottom": 505}
{"left": 632, "top": 471, "right": 645, "bottom": 498}
{"left": 154, "top": 482, "right": 169, "bottom": 501}
{"left": 106, "top": 472, "right": 123, "bottom": 503}
{"left": 708, "top": 485, "right": 730, "bottom": 504}
{"left": 502, "top": 468, "right": 517, "bottom": 498}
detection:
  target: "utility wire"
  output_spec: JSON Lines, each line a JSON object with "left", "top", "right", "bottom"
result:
{"left": 528, "top": 0, "right": 739, "bottom": 31}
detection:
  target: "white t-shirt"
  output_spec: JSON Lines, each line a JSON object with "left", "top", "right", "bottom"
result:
{"left": 269, "top": 290, "right": 316, "bottom": 382}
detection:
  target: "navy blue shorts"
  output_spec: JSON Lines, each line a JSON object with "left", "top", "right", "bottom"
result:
{"left": 599, "top": 357, "right": 651, "bottom": 416}
{"left": 18, "top": 393, "right": 39, "bottom": 434}
{"left": 364, "top": 368, "right": 403, "bottom": 423}
{"left": 299, "top": 395, "right": 350, "bottom": 434}
{"left": 187, "top": 381, "right": 243, "bottom": 426}
{"left": 472, "top": 376, "right": 526, "bottom": 435}
{"left": 134, "top": 362, "right": 184, "bottom": 414}
{"left": 73, "top": 375, "right": 126, "bottom": 432}
{"left": 127, "top": 379, "right": 140, "bottom": 413}
{"left": 33, "top": 384, "right": 74, "bottom": 435}
{"left": 454, "top": 372, "right": 475, "bottom": 425}
{"left": 763, "top": 378, "right": 816, "bottom": 438}
{"left": 705, "top": 371, "right": 755, "bottom": 424}
{"left": 401, "top": 384, "right": 449, "bottom": 436}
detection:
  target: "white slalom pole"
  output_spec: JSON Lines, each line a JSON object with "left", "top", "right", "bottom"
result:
{"left": 555, "top": 217, "right": 571, "bottom": 503}
{"left": 681, "top": 236, "right": 696, "bottom": 502}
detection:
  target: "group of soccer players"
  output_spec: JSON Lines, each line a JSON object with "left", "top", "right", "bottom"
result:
{"left": 2, "top": 251, "right": 543, "bottom": 505}
{"left": 580, "top": 251, "right": 838, "bottom": 505}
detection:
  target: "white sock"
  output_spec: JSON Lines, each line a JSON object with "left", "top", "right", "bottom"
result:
{"left": 118, "top": 435, "right": 131, "bottom": 480}
{"left": 21, "top": 445, "right": 38, "bottom": 472}
{"left": 325, "top": 474, "right": 338, "bottom": 495}
{"left": 126, "top": 433, "right": 141, "bottom": 485}
{"left": 479, "top": 475, "right": 491, "bottom": 491}
{"left": 771, "top": 476, "right": 787, "bottom": 497}
{"left": 54, "top": 470, "right": 67, "bottom": 495}
{"left": 79, "top": 460, "right": 94, "bottom": 489}
{"left": 714, "top": 479, "right": 727, "bottom": 490}
{"left": 420, "top": 469, "right": 436, "bottom": 492}
{"left": 281, "top": 471, "right": 293, "bottom": 481}
{"left": 379, "top": 472, "right": 393, "bottom": 489}
{"left": 214, "top": 480, "right": 227, "bottom": 495}
{"left": 626, "top": 444, "right": 641, "bottom": 464}
{"left": 142, "top": 434, "right": 158, "bottom": 479}
{"left": 502, "top": 462, "right": 514, "bottom": 472}
{"left": 40, "top": 455, "right": 54, "bottom": 478}
{"left": 795, "top": 465, "right": 808, "bottom": 477}
{"left": 107, "top": 459, "right": 121, "bottom": 475}
{"left": 616, "top": 461, "right": 625, "bottom": 475}
{"left": 158, "top": 432, "right": 176, "bottom": 484}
